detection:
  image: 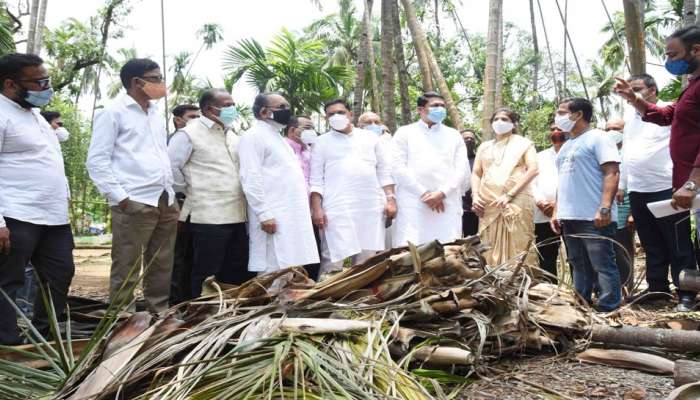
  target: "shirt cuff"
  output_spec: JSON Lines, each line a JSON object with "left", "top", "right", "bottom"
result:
{"left": 309, "top": 186, "right": 324, "bottom": 197}
{"left": 379, "top": 177, "right": 395, "bottom": 187}
{"left": 259, "top": 211, "right": 275, "bottom": 222}
{"left": 110, "top": 187, "right": 129, "bottom": 204}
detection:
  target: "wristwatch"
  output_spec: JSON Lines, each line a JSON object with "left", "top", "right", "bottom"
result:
{"left": 599, "top": 207, "right": 611, "bottom": 216}
{"left": 683, "top": 181, "right": 698, "bottom": 192}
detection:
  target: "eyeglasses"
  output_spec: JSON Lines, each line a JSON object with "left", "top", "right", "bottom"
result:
{"left": 17, "top": 77, "right": 51, "bottom": 88}
{"left": 267, "top": 104, "right": 289, "bottom": 110}
{"left": 139, "top": 75, "right": 164, "bottom": 83}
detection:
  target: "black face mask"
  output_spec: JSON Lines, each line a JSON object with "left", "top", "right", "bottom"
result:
{"left": 465, "top": 140, "right": 476, "bottom": 157}
{"left": 271, "top": 109, "right": 292, "bottom": 126}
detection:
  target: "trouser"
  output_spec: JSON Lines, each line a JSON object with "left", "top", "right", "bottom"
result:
{"left": 16, "top": 262, "right": 37, "bottom": 317}
{"left": 110, "top": 193, "right": 178, "bottom": 314}
{"left": 303, "top": 226, "right": 322, "bottom": 281}
{"left": 169, "top": 219, "right": 194, "bottom": 305}
{"left": 630, "top": 189, "right": 696, "bottom": 299}
{"left": 190, "top": 222, "right": 255, "bottom": 298}
{"left": 319, "top": 232, "right": 376, "bottom": 275}
{"left": 614, "top": 227, "right": 635, "bottom": 294}
{"left": 0, "top": 218, "right": 75, "bottom": 345}
{"left": 561, "top": 220, "right": 621, "bottom": 311}
{"left": 534, "top": 222, "right": 561, "bottom": 282}
{"left": 462, "top": 211, "right": 479, "bottom": 237}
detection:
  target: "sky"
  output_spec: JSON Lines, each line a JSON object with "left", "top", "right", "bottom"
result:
{"left": 37, "top": 0, "right": 675, "bottom": 112}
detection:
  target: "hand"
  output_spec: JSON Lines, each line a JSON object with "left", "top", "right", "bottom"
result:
{"left": 118, "top": 198, "right": 130, "bottom": 211}
{"left": 594, "top": 209, "right": 612, "bottom": 229}
{"left": 671, "top": 187, "right": 696, "bottom": 210}
{"left": 261, "top": 219, "right": 277, "bottom": 234}
{"left": 626, "top": 214, "right": 635, "bottom": 231}
{"left": 384, "top": 198, "right": 397, "bottom": 220}
{"left": 312, "top": 206, "right": 328, "bottom": 229}
{"left": 550, "top": 218, "right": 561, "bottom": 235}
{"left": 613, "top": 77, "right": 636, "bottom": 102}
{"left": 421, "top": 191, "right": 446, "bottom": 213}
{"left": 472, "top": 197, "right": 485, "bottom": 218}
{"left": 492, "top": 194, "right": 511, "bottom": 209}
{"left": 0, "top": 227, "right": 10, "bottom": 255}
{"left": 616, "top": 190, "right": 625, "bottom": 205}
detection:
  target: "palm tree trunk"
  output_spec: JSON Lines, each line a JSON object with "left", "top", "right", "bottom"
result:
{"left": 482, "top": 0, "right": 502, "bottom": 140}
{"left": 26, "top": 0, "right": 39, "bottom": 53}
{"left": 352, "top": 1, "right": 371, "bottom": 121}
{"left": 528, "top": 0, "right": 540, "bottom": 106}
{"left": 494, "top": 8, "right": 503, "bottom": 109}
{"left": 364, "top": 0, "right": 381, "bottom": 113}
{"left": 683, "top": 0, "right": 696, "bottom": 26}
{"left": 392, "top": 0, "right": 411, "bottom": 125}
{"left": 434, "top": 0, "right": 440, "bottom": 49}
{"left": 33, "top": 0, "right": 47, "bottom": 54}
{"left": 380, "top": 0, "right": 397, "bottom": 132}
{"left": 622, "top": 0, "right": 646, "bottom": 75}
{"left": 400, "top": 0, "right": 433, "bottom": 91}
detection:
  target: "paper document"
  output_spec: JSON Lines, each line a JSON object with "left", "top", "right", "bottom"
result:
{"left": 647, "top": 195, "right": 700, "bottom": 219}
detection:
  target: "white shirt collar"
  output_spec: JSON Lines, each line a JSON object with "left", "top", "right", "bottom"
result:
{"left": 0, "top": 92, "right": 34, "bottom": 112}
{"left": 417, "top": 119, "right": 440, "bottom": 131}
{"left": 120, "top": 93, "right": 156, "bottom": 113}
{"left": 199, "top": 116, "right": 221, "bottom": 130}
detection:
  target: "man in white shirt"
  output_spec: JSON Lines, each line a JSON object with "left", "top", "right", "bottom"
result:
{"left": 238, "top": 93, "right": 319, "bottom": 273}
{"left": 391, "top": 92, "right": 469, "bottom": 247}
{"left": 87, "top": 58, "right": 179, "bottom": 313}
{"left": 0, "top": 53, "right": 74, "bottom": 345}
{"left": 169, "top": 89, "right": 254, "bottom": 298}
{"left": 622, "top": 74, "right": 697, "bottom": 310}
{"left": 532, "top": 121, "right": 566, "bottom": 281}
{"left": 310, "top": 99, "right": 396, "bottom": 274}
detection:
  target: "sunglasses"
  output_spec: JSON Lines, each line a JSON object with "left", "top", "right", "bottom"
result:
{"left": 17, "top": 77, "right": 51, "bottom": 88}
{"left": 139, "top": 75, "right": 164, "bottom": 83}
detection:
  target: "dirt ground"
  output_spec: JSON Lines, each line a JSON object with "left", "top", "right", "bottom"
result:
{"left": 67, "top": 248, "right": 679, "bottom": 399}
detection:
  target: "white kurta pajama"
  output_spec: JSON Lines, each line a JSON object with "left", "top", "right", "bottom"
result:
{"left": 309, "top": 128, "right": 393, "bottom": 271}
{"left": 391, "top": 120, "right": 470, "bottom": 247}
{"left": 238, "top": 120, "right": 319, "bottom": 272}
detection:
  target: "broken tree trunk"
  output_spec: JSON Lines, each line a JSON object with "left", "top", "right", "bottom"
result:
{"left": 675, "top": 360, "right": 700, "bottom": 387}
{"left": 592, "top": 325, "right": 700, "bottom": 352}
{"left": 679, "top": 269, "right": 700, "bottom": 292}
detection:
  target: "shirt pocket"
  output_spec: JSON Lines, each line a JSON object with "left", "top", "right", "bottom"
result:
{"left": 2, "top": 129, "right": 36, "bottom": 153}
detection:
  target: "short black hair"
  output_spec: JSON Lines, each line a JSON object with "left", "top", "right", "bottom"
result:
{"left": 323, "top": 98, "right": 350, "bottom": 112}
{"left": 285, "top": 115, "right": 312, "bottom": 134}
{"left": 490, "top": 107, "right": 520, "bottom": 124}
{"left": 669, "top": 25, "right": 700, "bottom": 50}
{"left": 417, "top": 91, "right": 444, "bottom": 107}
{"left": 40, "top": 110, "right": 60, "bottom": 123}
{"left": 252, "top": 92, "right": 276, "bottom": 119}
{"left": 119, "top": 58, "right": 159, "bottom": 89}
{"left": 560, "top": 97, "right": 594, "bottom": 123}
{"left": 0, "top": 53, "right": 44, "bottom": 84}
{"left": 198, "top": 88, "right": 229, "bottom": 112}
{"left": 628, "top": 73, "right": 658, "bottom": 95}
{"left": 172, "top": 104, "right": 199, "bottom": 118}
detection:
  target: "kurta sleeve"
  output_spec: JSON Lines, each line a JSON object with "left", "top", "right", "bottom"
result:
{"left": 375, "top": 137, "right": 393, "bottom": 187}
{"left": 0, "top": 118, "right": 5, "bottom": 228}
{"left": 86, "top": 109, "right": 129, "bottom": 204}
{"left": 238, "top": 132, "right": 275, "bottom": 222}
{"left": 309, "top": 139, "right": 325, "bottom": 196}
{"left": 438, "top": 133, "right": 469, "bottom": 196}
{"left": 642, "top": 102, "right": 675, "bottom": 126}
{"left": 168, "top": 131, "right": 193, "bottom": 194}
{"left": 391, "top": 128, "right": 427, "bottom": 196}
{"left": 532, "top": 154, "right": 545, "bottom": 203}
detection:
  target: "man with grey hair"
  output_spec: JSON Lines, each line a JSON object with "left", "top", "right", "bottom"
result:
{"left": 237, "top": 93, "right": 319, "bottom": 273}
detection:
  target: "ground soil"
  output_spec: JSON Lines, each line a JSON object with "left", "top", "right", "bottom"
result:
{"left": 67, "top": 248, "right": 681, "bottom": 399}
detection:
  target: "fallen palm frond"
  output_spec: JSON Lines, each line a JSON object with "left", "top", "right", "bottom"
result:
{"left": 0, "top": 237, "right": 597, "bottom": 399}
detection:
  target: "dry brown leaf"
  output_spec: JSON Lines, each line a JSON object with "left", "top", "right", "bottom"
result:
{"left": 576, "top": 348, "right": 674, "bottom": 375}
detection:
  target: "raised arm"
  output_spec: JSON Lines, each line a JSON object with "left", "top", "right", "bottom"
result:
{"left": 614, "top": 77, "right": 675, "bottom": 126}
{"left": 86, "top": 109, "right": 128, "bottom": 204}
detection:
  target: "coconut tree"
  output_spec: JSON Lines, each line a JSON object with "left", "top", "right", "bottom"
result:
{"left": 391, "top": 0, "right": 411, "bottom": 125}
{"left": 683, "top": 0, "right": 697, "bottom": 26}
{"left": 25, "top": 0, "right": 39, "bottom": 53}
{"left": 482, "top": 0, "right": 502, "bottom": 139}
{"left": 622, "top": 0, "right": 646, "bottom": 75}
{"left": 33, "top": 0, "right": 47, "bottom": 54}
{"left": 528, "top": 0, "right": 540, "bottom": 106}
{"left": 400, "top": 0, "right": 432, "bottom": 91}
{"left": 351, "top": 0, "right": 372, "bottom": 119}
{"left": 183, "top": 23, "right": 223, "bottom": 80}
{"left": 305, "top": 0, "right": 360, "bottom": 67}
{"left": 0, "top": 2, "right": 15, "bottom": 54}
{"left": 380, "top": 0, "right": 397, "bottom": 132}
{"left": 364, "top": 0, "right": 381, "bottom": 113}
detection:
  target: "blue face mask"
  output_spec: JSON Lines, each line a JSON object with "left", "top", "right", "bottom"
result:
{"left": 217, "top": 105, "right": 238, "bottom": 126}
{"left": 665, "top": 59, "right": 691, "bottom": 76}
{"left": 24, "top": 87, "right": 54, "bottom": 107}
{"left": 427, "top": 106, "right": 447, "bottom": 124}
{"left": 365, "top": 124, "right": 383, "bottom": 135}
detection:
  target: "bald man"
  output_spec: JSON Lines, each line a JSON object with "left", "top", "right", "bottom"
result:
{"left": 358, "top": 112, "right": 392, "bottom": 141}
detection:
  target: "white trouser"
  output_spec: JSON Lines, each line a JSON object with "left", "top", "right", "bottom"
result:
{"left": 319, "top": 232, "right": 376, "bottom": 275}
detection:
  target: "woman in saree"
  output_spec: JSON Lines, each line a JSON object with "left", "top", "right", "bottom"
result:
{"left": 471, "top": 108, "right": 539, "bottom": 267}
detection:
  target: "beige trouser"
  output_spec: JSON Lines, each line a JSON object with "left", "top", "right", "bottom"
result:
{"left": 110, "top": 193, "right": 179, "bottom": 313}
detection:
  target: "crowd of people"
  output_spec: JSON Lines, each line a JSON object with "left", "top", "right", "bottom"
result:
{"left": 1, "top": 24, "right": 699, "bottom": 346}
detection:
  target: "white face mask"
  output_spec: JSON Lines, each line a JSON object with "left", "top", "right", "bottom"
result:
{"left": 300, "top": 129, "right": 318, "bottom": 145}
{"left": 491, "top": 120, "right": 514, "bottom": 135}
{"left": 328, "top": 113, "right": 350, "bottom": 131}
{"left": 608, "top": 130, "right": 623, "bottom": 145}
{"left": 555, "top": 113, "right": 577, "bottom": 133}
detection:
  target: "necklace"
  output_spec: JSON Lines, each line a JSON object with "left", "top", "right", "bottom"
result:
{"left": 490, "top": 134, "right": 512, "bottom": 166}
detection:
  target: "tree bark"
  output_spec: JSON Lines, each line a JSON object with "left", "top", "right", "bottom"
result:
{"left": 400, "top": 0, "right": 433, "bottom": 91}
{"left": 380, "top": 0, "right": 397, "bottom": 132}
{"left": 683, "top": 0, "right": 697, "bottom": 27}
{"left": 592, "top": 325, "right": 700, "bottom": 352}
{"left": 392, "top": 0, "right": 411, "bottom": 126}
{"left": 364, "top": 0, "right": 381, "bottom": 113}
{"left": 528, "top": 0, "right": 540, "bottom": 107}
{"left": 25, "top": 0, "right": 39, "bottom": 54}
{"left": 623, "top": 0, "right": 646, "bottom": 75}
{"left": 33, "top": 0, "right": 47, "bottom": 54}
{"left": 434, "top": 0, "right": 440, "bottom": 49}
{"left": 481, "top": 0, "right": 502, "bottom": 140}
{"left": 352, "top": 1, "right": 371, "bottom": 122}
{"left": 675, "top": 360, "right": 700, "bottom": 387}
{"left": 494, "top": 6, "right": 504, "bottom": 109}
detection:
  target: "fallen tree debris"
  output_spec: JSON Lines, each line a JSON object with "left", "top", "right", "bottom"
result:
{"left": 674, "top": 359, "right": 700, "bottom": 387}
{"left": 576, "top": 348, "right": 674, "bottom": 375}
{"left": 591, "top": 325, "right": 700, "bottom": 352}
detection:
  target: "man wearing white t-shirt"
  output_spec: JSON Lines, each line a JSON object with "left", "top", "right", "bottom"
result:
{"left": 622, "top": 74, "right": 696, "bottom": 311}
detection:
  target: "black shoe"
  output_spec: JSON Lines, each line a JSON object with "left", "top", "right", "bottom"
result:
{"left": 676, "top": 296, "right": 697, "bottom": 312}
{"left": 626, "top": 289, "right": 673, "bottom": 305}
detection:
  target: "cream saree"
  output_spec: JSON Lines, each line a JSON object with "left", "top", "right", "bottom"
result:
{"left": 475, "top": 134, "right": 538, "bottom": 267}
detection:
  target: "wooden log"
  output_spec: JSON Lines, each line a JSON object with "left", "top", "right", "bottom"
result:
{"left": 679, "top": 269, "right": 700, "bottom": 292}
{"left": 592, "top": 325, "right": 700, "bottom": 352}
{"left": 675, "top": 360, "right": 700, "bottom": 387}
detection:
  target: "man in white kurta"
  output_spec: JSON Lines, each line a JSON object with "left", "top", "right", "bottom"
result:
{"left": 310, "top": 100, "right": 396, "bottom": 273}
{"left": 238, "top": 93, "right": 319, "bottom": 273}
{"left": 392, "top": 92, "right": 469, "bottom": 247}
